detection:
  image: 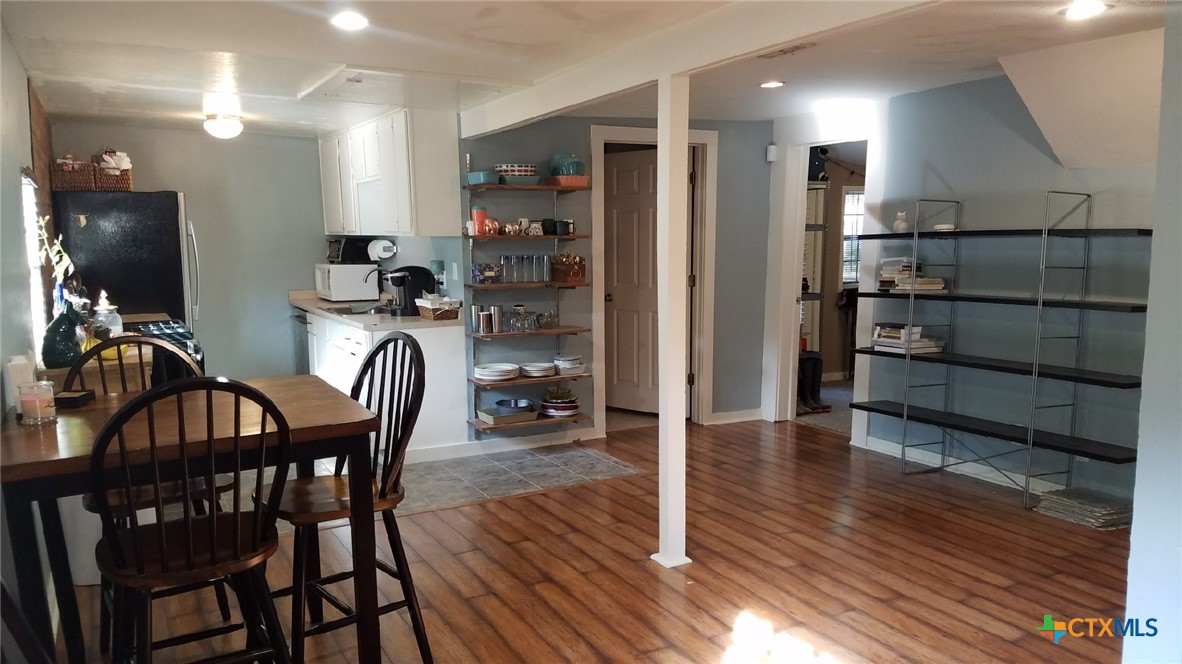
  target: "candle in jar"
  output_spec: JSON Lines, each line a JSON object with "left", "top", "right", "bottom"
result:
{"left": 18, "top": 381, "right": 56, "bottom": 425}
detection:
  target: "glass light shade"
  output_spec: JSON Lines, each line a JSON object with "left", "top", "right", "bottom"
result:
{"left": 1065, "top": 0, "right": 1109, "bottom": 20}
{"left": 204, "top": 115, "right": 243, "bottom": 139}
{"left": 331, "top": 11, "right": 368, "bottom": 30}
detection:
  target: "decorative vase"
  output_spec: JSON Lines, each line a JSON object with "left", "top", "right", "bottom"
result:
{"left": 41, "top": 306, "right": 86, "bottom": 369}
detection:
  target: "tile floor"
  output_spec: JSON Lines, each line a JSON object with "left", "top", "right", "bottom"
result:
{"left": 396, "top": 443, "right": 641, "bottom": 514}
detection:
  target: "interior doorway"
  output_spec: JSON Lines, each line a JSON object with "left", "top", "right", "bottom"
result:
{"left": 795, "top": 141, "right": 866, "bottom": 434}
{"left": 591, "top": 125, "right": 718, "bottom": 430}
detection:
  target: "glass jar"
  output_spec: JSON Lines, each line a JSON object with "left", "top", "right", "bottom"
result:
{"left": 91, "top": 305, "right": 123, "bottom": 336}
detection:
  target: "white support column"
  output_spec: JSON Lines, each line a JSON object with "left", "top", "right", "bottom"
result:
{"left": 651, "top": 73, "right": 692, "bottom": 569}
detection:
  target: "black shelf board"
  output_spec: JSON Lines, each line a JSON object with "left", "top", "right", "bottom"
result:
{"left": 854, "top": 347, "right": 1141, "bottom": 388}
{"left": 856, "top": 228, "right": 1152, "bottom": 240}
{"left": 805, "top": 223, "right": 826, "bottom": 232}
{"left": 801, "top": 292, "right": 824, "bottom": 302}
{"left": 859, "top": 291, "right": 1147, "bottom": 313}
{"left": 849, "top": 400, "right": 1136, "bottom": 464}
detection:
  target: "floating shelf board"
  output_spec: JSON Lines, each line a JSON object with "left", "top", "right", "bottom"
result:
{"left": 849, "top": 400, "right": 1136, "bottom": 463}
{"left": 857, "top": 228, "right": 1152, "bottom": 240}
{"left": 469, "top": 373, "right": 592, "bottom": 388}
{"left": 801, "top": 292, "right": 824, "bottom": 302}
{"left": 854, "top": 348, "right": 1141, "bottom": 388}
{"left": 466, "top": 283, "right": 590, "bottom": 290}
{"left": 464, "top": 184, "right": 591, "bottom": 193}
{"left": 468, "top": 412, "right": 591, "bottom": 432}
{"left": 858, "top": 291, "right": 1147, "bottom": 313}
{"left": 805, "top": 224, "right": 826, "bottom": 232}
{"left": 468, "top": 326, "right": 591, "bottom": 340}
{"left": 467, "top": 234, "right": 591, "bottom": 241}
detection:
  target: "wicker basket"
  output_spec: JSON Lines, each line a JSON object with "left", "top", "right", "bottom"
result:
{"left": 550, "top": 263, "right": 586, "bottom": 284}
{"left": 51, "top": 162, "right": 95, "bottom": 191}
{"left": 94, "top": 168, "right": 133, "bottom": 191}
{"left": 417, "top": 305, "right": 460, "bottom": 320}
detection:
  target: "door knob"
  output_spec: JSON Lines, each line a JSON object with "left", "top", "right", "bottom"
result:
{"left": 605, "top": 294, "right": 614, "bottom": 303}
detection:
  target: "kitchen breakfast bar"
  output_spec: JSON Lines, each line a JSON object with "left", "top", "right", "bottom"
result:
{"left": 0, "top": 374, "right": 385, "bottom": 663}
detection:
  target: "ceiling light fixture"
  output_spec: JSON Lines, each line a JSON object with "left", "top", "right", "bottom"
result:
{"left": 761, "top": 81, "right": 785, "bottom": 89}
{"left": 331, "top": 10, "right": 369, "bottom": 31}
{"left": 204, "top": 114, "right": 243, "bottom": 139}
{"left": 1064, "top": 0, "right": 1110, "bottom": 20}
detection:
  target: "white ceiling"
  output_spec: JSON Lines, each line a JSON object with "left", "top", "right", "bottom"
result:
{"left": 1, "top": 1, "right": 1167, "bottom": 136}
{"left": 570, "top": 0, "right": 1166, "bottom": 120}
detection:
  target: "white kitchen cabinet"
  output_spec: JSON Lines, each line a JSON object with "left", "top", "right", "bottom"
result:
{"left": 318, "top": 108, "right": 460, "bottom": 238}
{"left": 319, "top": 134, "right": 358, "bottom": 235}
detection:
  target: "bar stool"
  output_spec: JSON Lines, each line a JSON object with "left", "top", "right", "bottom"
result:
{"left": 262, "top": 332, "right": 433, "bottom": 663}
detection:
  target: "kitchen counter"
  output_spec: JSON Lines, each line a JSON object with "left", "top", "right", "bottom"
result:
{"left": 289, "top": 290, "right": 463, "bottom": 332}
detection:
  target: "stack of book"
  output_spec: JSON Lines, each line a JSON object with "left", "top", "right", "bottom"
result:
{"left": 872, "top": 323, "right": 945, "bottom": 354}
{"left": 1035, "top": 488, "right": 1132, "bottom": 530}
{"left": 892, "top": 274, "right": 948, "bottom": 294}
{"left": 878, "top": 256, "right": 919, "bottom": 292}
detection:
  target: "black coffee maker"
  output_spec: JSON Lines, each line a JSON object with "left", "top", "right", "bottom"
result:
{"left": 385, "top": 266, "right": 436, "bottom": 316}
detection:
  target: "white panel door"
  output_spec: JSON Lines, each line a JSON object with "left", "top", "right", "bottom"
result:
{"left": 605, "top": 149, "right": 659, "bottom": 412}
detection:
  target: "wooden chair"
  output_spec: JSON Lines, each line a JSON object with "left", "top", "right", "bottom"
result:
{"left": 63, "top": 335, "right": 202, "bottom": 396}
{"left": 89, "top": 377, "right": 292, "bottom": 663}
{"left": 1, "top": 581, "right": 54, "bottom": 664}
{"left": 263, "top": 332, "right": 433, "bottom": 663}
{"left": 63, "top": 336, "right": 234, "bottom": 655}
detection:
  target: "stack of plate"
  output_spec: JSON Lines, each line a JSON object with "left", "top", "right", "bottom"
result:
{"left": 520, "top": 362, "right": 556, "bottom": 377}
{"left": 541, "top": 396, "right": 580, "bottom": 418}
{"left": 474, "top": 363, "right": 520, "bottom": 381}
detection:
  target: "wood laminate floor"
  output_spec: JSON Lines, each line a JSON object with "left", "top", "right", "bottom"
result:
{"left": 58, "top": 419, "right": 1129, "bottom": 663}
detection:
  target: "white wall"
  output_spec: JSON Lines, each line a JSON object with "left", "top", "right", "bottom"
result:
{"left": 1123, "top": 4, "right": 1182, "bottom": 662}
{"left": 50, "top": 121, "right": 327, "bottom": 380}
{"left": 0, "top": 19, "right": 33, "bottom": 604}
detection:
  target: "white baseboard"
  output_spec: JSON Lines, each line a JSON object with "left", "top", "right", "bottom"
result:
{"left": 854, "top": 435, "right": 1064, "bottom": 495}
{"left": 701, "top": 408, "right": 762, "bottom": 425}
{"left": 822, "top": 371, "right": 847, "bottom": 382}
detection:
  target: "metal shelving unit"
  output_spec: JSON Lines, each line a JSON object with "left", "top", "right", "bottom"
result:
{"left": 463, "top": 184, "right": 592, "bottom": 437}
{"left": 851, "top": 192, "right": 1151, "bottom": 506}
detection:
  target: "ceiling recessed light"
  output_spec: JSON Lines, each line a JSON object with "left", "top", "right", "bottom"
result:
{"left": 1064, "top": 0, "right": 1110, "bottom": 21}
{"left": 761, "top": 81, "right": 785, "bottom": 89}
{"left": 331, "top": 10, "right": 369, "bottom": 31}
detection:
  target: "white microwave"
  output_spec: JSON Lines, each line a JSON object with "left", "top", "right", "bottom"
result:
{"left": 315, "top": 263, "right": 379, "bottom": 301}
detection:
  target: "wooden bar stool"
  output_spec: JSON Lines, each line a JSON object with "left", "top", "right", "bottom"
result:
{"left": 262, "top": 332, "right": 433, "bottom": 663}
{"left": 64, "top": 336, "right": 235, "bottom": 655}
{"left": 89, "top": 377, "right": 292, "bottom": 663}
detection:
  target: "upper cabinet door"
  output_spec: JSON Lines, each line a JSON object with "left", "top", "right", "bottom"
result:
{"left": 336, "top": 134, "right": 358, "bottom": 234}
{"left": 350, "top": 122, "right": 381, "bottom": 180}
{"left": 319, "top": 136, "right": 348, "bottom": 235}
{"left": 383, "top": 110, "right": 415, "bottom": 235}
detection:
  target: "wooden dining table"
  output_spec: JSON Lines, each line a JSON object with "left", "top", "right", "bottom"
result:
{"left": 0, "top": 374, "right": 383, "bottom": 663}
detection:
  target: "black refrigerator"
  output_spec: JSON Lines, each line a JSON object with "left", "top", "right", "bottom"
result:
{"left": 53, "top": 191, "right": 199, "bottom": 326}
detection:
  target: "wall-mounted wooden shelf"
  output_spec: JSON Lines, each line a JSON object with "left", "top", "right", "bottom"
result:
{"left": 469, "top": 373, "right": 592, "bottom": 389}
{"left": 467, "top": 234, "right": 591, "bottom": 241}
{"left": 468, "top": 412, "right": 591, "bottom": 433}
{"left": 467, "top": 326, "right": 590, "bottom": 341}
{"left": 466, "top": 282, "right": 589, "bottom": 291}
{"left": 464, "top": 184, "right": 591, "bottom": 193}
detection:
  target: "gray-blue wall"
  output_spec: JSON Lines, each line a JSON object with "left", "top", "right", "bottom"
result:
{"left": 869, "top": 76, "right": 1155, "bottom": 497}
{"left": 462, "top": 116, "right": 773, "bottom": 414}
{"left": 50, "top": 121, "right": 327, "bottom": 380}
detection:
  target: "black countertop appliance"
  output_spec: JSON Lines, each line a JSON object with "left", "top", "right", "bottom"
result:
{"left": 385, "top": 266, "right": 436, "bottom": 316}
